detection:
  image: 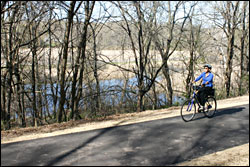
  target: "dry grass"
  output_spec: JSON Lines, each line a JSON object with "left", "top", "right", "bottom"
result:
{"left": 176, "top": 143, "right": 249, "bottom": 166}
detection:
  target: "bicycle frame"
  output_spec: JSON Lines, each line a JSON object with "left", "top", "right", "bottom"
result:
{"left": 186, "top": 89, "right": 202, "bottom": 112}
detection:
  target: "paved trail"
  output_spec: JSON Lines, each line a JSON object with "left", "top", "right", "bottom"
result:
{"left": 1, "top": 104, "right": 249, "bottom": 166}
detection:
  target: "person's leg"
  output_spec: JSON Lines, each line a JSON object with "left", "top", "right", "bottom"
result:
{"left": 197, "top": 87, "right": 205, "bottom": 112}
{"left": 199, "top": 88, "right": 206, "bottom": 106}
{"left": 204, "top": 87, "right": 213, "bottom": 109}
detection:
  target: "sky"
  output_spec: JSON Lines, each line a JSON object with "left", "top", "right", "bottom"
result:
{"left": 90, "top": 1, "right": 218, "bottom": 28}
{"left": 51, "top": 1, "right": 245, "bottom": 29}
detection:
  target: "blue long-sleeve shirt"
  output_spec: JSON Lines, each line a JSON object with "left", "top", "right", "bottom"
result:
{"left": 195, "top": 72, "right": 214, "bottom": 87}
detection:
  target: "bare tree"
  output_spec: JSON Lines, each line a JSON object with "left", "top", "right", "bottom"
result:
{"left": 57, "top": 1, "right": 77, "bottom": 123}
{"left": 107, "top": 1, "right": 186, "bottom": 112}
{"left": 181, "top": 5, "right": 203, "bottom": 98}
{"left": 211, "top": 1, "right": 241, "bottom": 97}
{"left": 2, "top": 1, "right": 22, "bottom": 129}
{"left": 238, "top": 1, "right": 249, "bottom": 95}
{"left": 153, "top": 1, "right": 196, "bottom": 106}
{"left": 70, "top": 1, "right": 95, "bottom": 121}
{"left": 109, "top": 1, "right": 155, "bottom": 112}
{"left": 89, "top": 23, "right": 101, "bottom": 116}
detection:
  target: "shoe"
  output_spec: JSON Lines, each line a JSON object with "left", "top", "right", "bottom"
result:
{"left": 198, "top": 107, "right": 203, "bottom": 113}
{"left": 207, "top": 104, "right": 212, "bottom": 110}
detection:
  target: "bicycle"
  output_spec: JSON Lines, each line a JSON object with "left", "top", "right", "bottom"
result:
{"left": 180, "top": 83, "right": 217, "bottom": 122}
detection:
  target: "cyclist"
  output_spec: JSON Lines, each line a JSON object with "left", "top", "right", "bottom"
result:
{"left": 192, "top": 64, "right": 214, "bottom": 112}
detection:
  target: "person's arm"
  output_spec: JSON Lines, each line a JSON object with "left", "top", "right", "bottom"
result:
{"left": 193, "top": 72, "right": 204, "bottom": 83}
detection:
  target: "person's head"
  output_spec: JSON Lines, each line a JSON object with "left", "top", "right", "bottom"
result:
{"left": 203, "top": 64, "right": 212, "bottom": 73}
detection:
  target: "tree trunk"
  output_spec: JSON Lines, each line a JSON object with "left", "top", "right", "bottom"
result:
{"left": 36, "top": 50, "right": 43, "bottom": 124}
{"left": 137, "top": 90, "right": 144, "bottom": 113}
{"left": 162, "top": 62, "right": 173, "bottom": 106}
{"left": 92, "top": 26, "right": 101, "bottom": 115}
{"left": 239, "top": 1, "right": 247, "bottom": 96}
{"left": 31, "top": 43, "right": 38, "bottom": 127}
{"left": 152, "top": 82, "right": 158, "bottom": 110}
{"left": 1, "top": 72, "right": 7, "bottom": 129}
{"left": 225, "top": 35, "right": 234, "bottom": 98}
{"left": 186, "top": 53, "right": 194, "bottom": 98}
{"left": 6, "top": 60, "right": 13, "bottom": 130}
{"left": 223, "top": 1, "right": 239, "bottom": 98}
{"left": 5, "top": 4, "right": 20, "bottom": 130}
{"left": 186, "top": 16, "right": 195, "bottom": 98}
{"left": 57, "top": 1, "right": 76, "bottom": 123}
{"left": 21, "top": 82, "right": 26, "bottom": 127}
{"left": 14, "top": 55, "right": 26, "bottom": 127}
{"left": 72, "top": 1, "right": 95, "bottom": 121}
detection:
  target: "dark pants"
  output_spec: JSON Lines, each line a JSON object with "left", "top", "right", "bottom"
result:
{"left": 197, "top": 87, "right": 213, "bottom": 106}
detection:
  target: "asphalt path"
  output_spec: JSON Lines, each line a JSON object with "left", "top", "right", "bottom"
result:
{"left": 1, "top": 104, "right": 249, "bottom": 166}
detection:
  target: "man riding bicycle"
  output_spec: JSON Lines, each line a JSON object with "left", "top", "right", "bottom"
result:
{"left": 192, "top": 64, "right": 214, "bottom": 112}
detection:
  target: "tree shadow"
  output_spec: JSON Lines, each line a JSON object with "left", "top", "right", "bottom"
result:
{"left": 214, "top": 106, "right": 246, "bottom": 117}
{"left": 44, "top": 120, "right": 127, "bottom": 166}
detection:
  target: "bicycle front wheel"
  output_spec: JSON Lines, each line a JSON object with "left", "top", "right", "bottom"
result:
{"left": 203, "top": 96, "right": 217, "bottom": 118}
{"left": 181, "top": 99, "right": 196, "bottom": 122}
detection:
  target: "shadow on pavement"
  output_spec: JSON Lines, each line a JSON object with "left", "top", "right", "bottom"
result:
{"left": 44, "top": 120, "right": 127, "bottom": 166}
{"left": 193, "top": 106, "right": 246, "bottom": 121}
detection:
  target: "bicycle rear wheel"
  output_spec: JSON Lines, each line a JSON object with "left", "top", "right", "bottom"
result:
{"left": 181, "top": 99, "right": 196, "bottom": 122}
{"left": 203, "top": 96, "right": 217, "bottom": 118}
